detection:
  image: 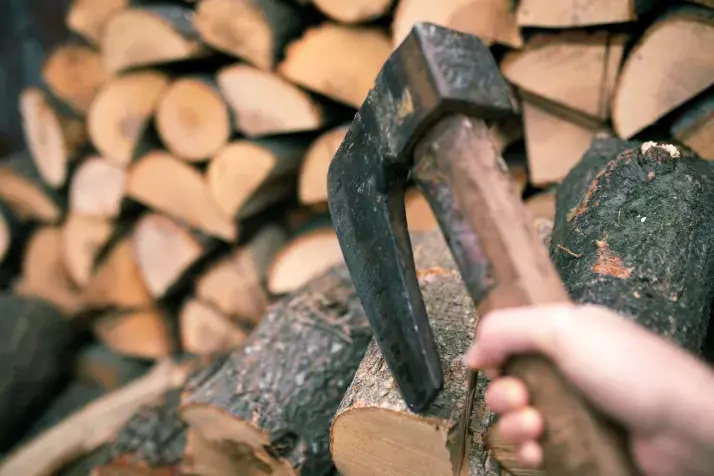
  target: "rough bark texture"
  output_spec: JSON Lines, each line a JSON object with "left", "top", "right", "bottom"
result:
{"left": 550, "top": 136, "right": 714, "bottom": 353}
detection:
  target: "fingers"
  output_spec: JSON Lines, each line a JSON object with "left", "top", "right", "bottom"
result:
{"left": 498, "top": 407, "right": 544, "bottom": 444}
{"left": 485, "top": 377, "right": 529, "bottom": 413}
{"left": 517, "top": 441, "right": 543, "bottom": 468}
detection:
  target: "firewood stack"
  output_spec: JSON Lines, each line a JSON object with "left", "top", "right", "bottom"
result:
{"left": 0, "top": 0, "right": 713, "bottom": 475}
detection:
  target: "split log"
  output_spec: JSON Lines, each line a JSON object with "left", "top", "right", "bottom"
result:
{"left": 404, "top": 188, "right": 439, "bottom": 232}
{"left": 180, "top": 298, "right": 249, "bottom": 356}
{"left": 0, "top": 359, "right": 193, "bottom": 476}
{"left": 217, "top": 63, "right": 335, "bottom": 138}
{"left": 612, "top": 7, "right": 714, "bottom": 139}
{"left": 61, "top": 214, "right": 113, "bottom": 288}
{"left": 307, "top": 0, "right": 392, "bottom": 23}
{"left": 392, "top": 0, "right": 522, "bottom": 49}
{"left": 87, "top": 71, "right": 171, "bottom": 167}
{"left": 75, "top": 344, "right": 150, "bottom": 391}
{"left": 670, "top": 88, "right": 714, "bottom": 160}
{"left": 155, "top": 77, "right": 231, "bottom": 162}
{"left": 179, "top": 263, "right": 373, "bottom": 475}
{"left": 0, "top": 296, "right": 75, "bottom": 453}
{"left": 19, "top": 87, "right": 87, "bottom": 188}
{"left": 516, "top": 0, "right": 659, "bottom": 27}
{"left": 0, "top": 152, "right": 62, "bottom": 223}
{"left": 66, "top": 0, "right": 129, "bottom": 46}
{"left": 194, "top": 0, "right": 308, "bottom": 71}
{"left": 524, "top": 190, "right": 556, "bottom": 222}
{"left": 278, "top": 23, "right": 392, "bottom": 108}
{"left": 68, "top": 156, "right": 126, "bottom": 219}
{"left": 501, "top": 32, "right": 627, "bottom": 121}
{"left": 93, "top": 308, "right": 175, "bottom": 360}
{"left": 126, "top": 151, "right": 237, "bottom": 241}
{"left": 298, "top": 124, "right": 349, "bottom": 205}
{"left": 196, "top": 224, "right": 287, "bottom": 325}
{"left": 101, "top": 5, "right": 205, "bottom": 74}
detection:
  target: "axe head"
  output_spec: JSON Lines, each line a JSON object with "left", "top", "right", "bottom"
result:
{"left": 327, "top": 23, "right": 517, "bottom": 412}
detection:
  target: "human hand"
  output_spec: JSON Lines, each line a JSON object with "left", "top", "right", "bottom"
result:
{"left": 463, "top": 304, "right": 714, "bottom": 476}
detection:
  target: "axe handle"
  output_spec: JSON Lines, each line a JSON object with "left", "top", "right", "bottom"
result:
{"left": 414, "top": 114, "right": 638, "bottom": 476}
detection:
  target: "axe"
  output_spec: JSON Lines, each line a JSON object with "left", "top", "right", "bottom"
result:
{"left": 327, "top": 23, "right": 637, "bottom": 476}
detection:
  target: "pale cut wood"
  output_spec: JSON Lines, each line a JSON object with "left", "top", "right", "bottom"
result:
{"left": 20, "top": 88, "right": 87, "bottom": 188}
{"left": 0, "top": 359, "right": 192, "bottom": 476}
{"left": 101, "top": 6, "right": 204, "bottom": 74}
{"left": 87, "top": 71, "right": 171, "bottom": 167}
{"left": 156, "top": 77, "right": 231, "bottom": 162}
{"left": 69, "top": 157, "right": 126, "bottom": 219}
{"left": 61, "top": 214, "right": 113, "bottom": 288}
{"left": 278, "top": 23, "right": 392, "bottom": 108}
{"left": 392, "top": 0, "right": 522, "bottom": 49}
{"left": 194, "top": 0, "right": 307, "bottom": 70}
{"left": 501, "top": 32, "right": 627, "bottom": 121}
{"left": 0, "top": 161, "right": 61, "bottom": 223}
{"left": 671, "top": 89, "right": 714, "bottom": 160}
{"left": 133, "top": 213, "right": 206, "bottom": 299}
{"left": 312, "top": 0, "right": 393, "bottom": 23}
{"left": 612, "top": 8, "right": 714, "bottom": 138}
{"left": 516, "top": 0, "right": 657, "bottom": 27}
{"left": 15, "top": 227, "right": 84, "bottom": 315}
{"left": 180, "top": 299, "right": 248, "bottom": 356}
{"left": 127, "top": 151, "right": 237, "bottom": 241}
{"left": 66, "top": 0, "right": 129, "bottom": 45}
{"left": 196, "top": 224, "right": 287, "bottom": 324}
{"left": 405, "top": 188, "right": 439, "bottom": 232}
{"left": 0, "top": 211, "right": 9, "bottom": 265}
{"left": 82, "top": 236, "right": 154, "bottom": 310}
{"left": 298, "top": 124, "right": 349, "bottom": 205}
{"left": 42, "top": 43, "right": 110, "bottom": 115}
{"left": 93, "top": 308, "right": 174, "bottom": 359}
{"left": 217, "top": 63, "right": 327, "bottom": 137}
{"left": 525, "top": 190, "right": 557, "bottom": 223}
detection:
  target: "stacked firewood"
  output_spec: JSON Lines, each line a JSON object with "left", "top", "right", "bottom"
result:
{"left": 0, "top": 0, "right": 713, "bottom": 475}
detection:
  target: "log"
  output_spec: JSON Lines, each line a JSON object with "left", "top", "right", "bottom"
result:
{"left": 612, "top": 6, "right": 714, "bottom": 139}
{"left": 278, "top": 23, "right": 392, "bottom": 108}
{"left": 0, "top": 199, "right": 32, "bottom": 287}
{"left": 75, "top": 343, "right": 151, "bottom": 391}
{"left": 101, "top": 5, "right": 205, "bottom": 74}
{"left": 298, "top": 124, "right": 349, "bottom": 205}
{"left": 126, "top": 151, "right": 237, "bottom": 241}
{"left": 524, "top": 189, "right": 556, "bottom": 222}
{"left": 670, "top": 88, "right": 714, "bottom": 160}
{"left": 19, "top": 87, "right": 87, "bottom": 188}
{"left": 66, "top": 0, "right": 129, "bottom": 46}
{"left": 216, "top": 63, "right": 336, "bottom": 138}
{"left": 180, "top": 298, "right": 249, "bottom": 356}
{"left": 196, "top": 223, "right": 287, "bottom": 325}
{"left": 194, "top": 0, "right": 308, "bottom": 71}
{"left": 0, "top": 152, "right": 62, "bottom": 223}
{"left": 516, "top": 0, "right": 660, "bottom": 28}
{"left": 404, "top": 188, "right": 439, "bottom": 232}
{"left": 392, "top": 0, "right": 522, "bottom": 49}
{"left": 68, "top": 156, "right": 126, "bottom": 219}
{"left": 93, "top": 308, "right": 175, "bottom": 360}
{"left": 155, "top": 76, "right": 231, "bottom": 162}
{"left": 87, "top": 71, "right": 171, "bottom": 167}
{"left": 308, "top": 0, "right": 392, "bottom": 23}
{"left": 179, "top": 263, "right": 373, "bottom": 475}
{"left": 61, "top": 214, "right": 113, "bottom": 288}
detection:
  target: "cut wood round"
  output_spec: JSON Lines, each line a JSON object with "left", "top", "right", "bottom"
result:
{"left": 61, "top": 214, "right": 114, "bottom": 288}
{"left": 126, "top": 151, "right": 237, "bottom": 241}
{"left": 0, "top": 152, "right": 62, "bottom": 223}
{"left": 670, "top": 89, "right": 714, "bottom": 160}
{"left": 155, "top": 77, "right": 231, "bottom": 162}
{"left": 194, "top": 0, "right": 307, "bottom": 71}
{"left": 75, "top": 343, "right": 150, "bottom": 391}
{"left": 66, "top": 0, "right": 129, "bottom": 45}
{"left": 312, "top": 0, "right": 392, "bottom": 23}
{"left": 612, "top": 7, "right": 714, "bottom": 139}
{"left": 19, "top": 87, "right": 87, "bottom": 188}
{"left": 217, "top": 63, "right": 327, "bottom": 137}
{"left": 0, "top": 209, "right": 11, "bottom": 265}
{"left": 180, "top": 299, "right": 248, "bottom": 356}
{"left": 516, "top": 0, "right": 658, "bottom": 27}
{"left": 525, "top": 190, "right": 556, "bottom": 222}
{"left": 87, "top": 71, "right": 171, "bottom": 167}
{"left": 42, "top": 43, "right": 110, "bottom": 115}
{"left": 392, "top": 0, "right": 522, "bottom": 49}
{"left": 196, "top": 224, "right": 287, "bottom": 325}
{"left": 101, "top": 6, "right": 204, "bottom": 74}
{"left": 69, "top": 156, "right": 126, "bottom": 219}
{"left": 278, "top": 24, "right": 392, "bottom": 108}
{"left": 93, "top": 308, "right": 174, "bottom": 359}
{"left": 404, "top": 188, "right": 438, "bottom": 232}
{"left": 132, "top": 213, "right": 207, "bottom": 299}
{"left": 266, "top": 227, "right": 344, "bottom": 295}
{"left": 298, "top": 124, "right": 348, "bottom": 205}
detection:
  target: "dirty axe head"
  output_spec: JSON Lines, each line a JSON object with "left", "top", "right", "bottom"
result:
{"left": 327, "top": 23, "right": 517, "bottom": 412}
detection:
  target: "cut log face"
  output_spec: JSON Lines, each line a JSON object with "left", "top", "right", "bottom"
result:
{"left": 312, "top": 0, "right": 393, "bottom": 23}
{"left": 66, "top": 0, "right": 129, "bottom": 45}
{"left": 0, "top": 167, "right": 61, "bottom": 223}
{"left": 217, "top": 63, "right": 326, "bottom": 137}
{"left": 133, "top": 213, "right": 206, "bottom": 299}
{"left": 392, "top": 0, "right": 522, "bottom": 49}
{"left": 298, "top": 124, "right": 348, "bottom": 205}
{"left": 525, "top": 190, "right": 557, "bottom": 222}
{"left": 101, "top": 7, "right": 203, "bottom": 74}
{"left": 404, "top": 188, "right": 439, "bottom": 232}
{"left": 156, "top": 77, "right": 231, "bottom": 162}
{"left": 267, "top": 227, "right": 344, "bottom": 294}
{"left": 87, "top": 71, "right": 171, "bottom": 167}
{"left": 69, "top": 157, "right": 126, "bottom": 219}
{"left": 501, "top": 32, "right": 627, "bottom": 121}
{"left": 19, "top": 88, "right": 86, "bottom": 188}
{"left": 42, "top": 43, "right": 110, "bottom": 115}
{"left": 93, "top": 308, "right": 174, "bottom": 359}
{"left": 671, "top": 89, "right": 714, "bottom": 160}
{"left": 278, "top": 23, "right": 392, "bottom": 108}
{"left": 0, "top": 211, "right": 9, "bottom": 264}
{"left": 180, "top": 299, "right": 248, "bottom": 356}
{"left": 612, "top": 8, "right": 714, "bottom": 138}
{"left": 61, "top": 214, "right": 113, "bottom": 288}
{"left": 516, "top": 0, "right": 654, "bottom": 27}
{"left": 126, "top": 151, "right": 237, "bottom": 241}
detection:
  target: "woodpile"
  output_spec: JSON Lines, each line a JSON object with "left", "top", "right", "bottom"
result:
{"left": 0, "top": 0, "right": 713, "bottom": 475}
